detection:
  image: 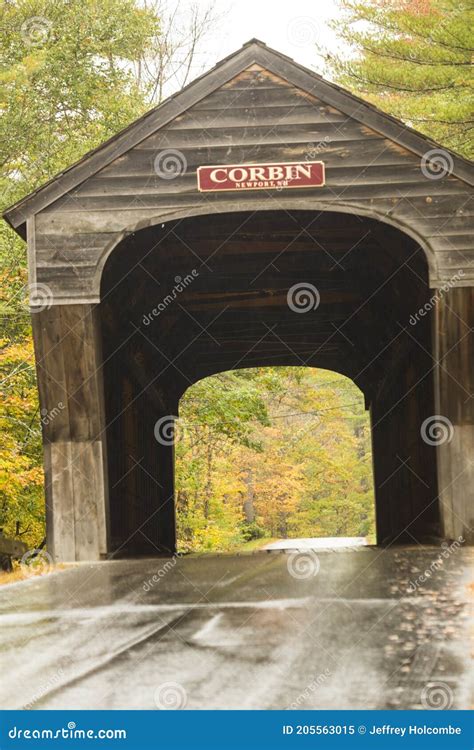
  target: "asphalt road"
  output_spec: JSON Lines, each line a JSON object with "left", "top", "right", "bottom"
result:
{"left": 264, "top": 537, "right": 367, "bottom": 550}
{"left": 0, "top": 546, "right": 471, "bottom": 710}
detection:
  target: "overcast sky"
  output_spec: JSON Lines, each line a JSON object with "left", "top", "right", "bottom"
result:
{"left": 204, "top": 0, "right": 341, "bottom": 68}
{"left": 163, "top": 0, "right": 345, "bottom": 94}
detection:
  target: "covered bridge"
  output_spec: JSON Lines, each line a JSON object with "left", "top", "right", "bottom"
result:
{"left": 4, "top": 40, "right": 473, "bottom": 561}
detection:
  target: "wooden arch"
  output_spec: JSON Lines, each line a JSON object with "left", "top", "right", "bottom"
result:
{"left": 93, "top": 200, "right": 441, "bottom": 297}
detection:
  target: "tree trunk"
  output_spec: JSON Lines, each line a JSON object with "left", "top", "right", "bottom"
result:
{"left": 243, "top": 468, "right": 255, "bottom": 523}
{"left": 203, "top": 431, "right": 212, "bottom": 519}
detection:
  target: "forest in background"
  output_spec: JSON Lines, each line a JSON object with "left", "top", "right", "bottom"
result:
{"left": 0, "top": 0, "right": 471, "bottom": 553}
{"left": 176, "top": 368, "right": 374, "bottom": 552}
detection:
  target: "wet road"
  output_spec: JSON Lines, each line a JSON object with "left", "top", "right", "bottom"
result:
{"left": 0, "top": 546, "right": 472, "bottom": 710}
{"left": 264, "top": 537, "right": 367, "bottom": 550}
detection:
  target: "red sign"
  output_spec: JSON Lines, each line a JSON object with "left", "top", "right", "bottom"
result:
{"left": 197, "top": 161, "right": 325, "bottom": 192}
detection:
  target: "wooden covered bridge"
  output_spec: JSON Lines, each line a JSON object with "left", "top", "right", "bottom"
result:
{"left": 4, "top": 40, "right": 473, "bottom": 561}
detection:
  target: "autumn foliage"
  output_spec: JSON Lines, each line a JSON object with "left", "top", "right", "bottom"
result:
{"left": 175, "top": 368, "right": 375, "bottom": 552}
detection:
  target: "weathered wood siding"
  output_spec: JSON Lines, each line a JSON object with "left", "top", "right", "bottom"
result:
{"left": 31, "top": 305, "right": 110, "bottom": 559}
{"left": 32, "top": 64, "right": 473, "bottom": 303}
{"left": 433, "top": 287, "right": 474, "bottom": 542}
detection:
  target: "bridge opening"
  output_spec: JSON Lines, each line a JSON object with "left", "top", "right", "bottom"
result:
{"left": 175, "top": 366, "right": 375, "bottom": 553}
{"left": 99, "top": 209, "right": 440, "bottom": 557}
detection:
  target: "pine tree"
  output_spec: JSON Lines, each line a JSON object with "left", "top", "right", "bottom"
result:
{"left": 325, "top": 0, "right": 473, "bottom": 157}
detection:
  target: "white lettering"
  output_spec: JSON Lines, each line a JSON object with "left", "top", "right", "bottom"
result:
{"left": 228, "top": 167, "right": 247, "bottom": 181}
{"left": 267, "top": 166, "right": 285, "bottom": 180}
{"left": 285, "top": 164, "right": 312, "bottom": 180}
{"left": 209, "top": 168, "right": 228, "bottom": 183}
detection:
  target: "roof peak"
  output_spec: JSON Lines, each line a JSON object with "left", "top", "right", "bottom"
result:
{"left": 242, "top": 38, "right": 267, "bottom": 47}
{"left": 3, "top": 39, "right": 473, "bottom": 234}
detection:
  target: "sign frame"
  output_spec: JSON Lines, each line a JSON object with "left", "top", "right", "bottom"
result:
{"left": 196, "top": 160, "right": 326, "bottom": 193}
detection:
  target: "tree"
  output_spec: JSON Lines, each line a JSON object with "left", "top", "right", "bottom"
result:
{"left": 174, "top": 367, "right": 376, "bottom": 552}
{"left": 324, "top": 0, "right": 474, "bottom": 157}
{"left": 135, "top": 0, "right": 218, "bottom": 103}
{"left": 175, "top": 370, "right": 273, "bottom": 551}
{"left": 0, "top": 334, "right": 44, "bottom": 548}
{"left": 0, "top": 0, "right": 160, "bottom": 549}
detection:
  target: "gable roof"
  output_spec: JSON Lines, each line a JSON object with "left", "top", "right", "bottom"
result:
{"left": 4, "top": 38, "right": 473, "bottom": 238}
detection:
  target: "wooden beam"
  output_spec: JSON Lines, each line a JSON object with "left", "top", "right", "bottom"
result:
{"left": 32, "top": 304, "right": 110, "bottom": 561}
{"left": 433, "top": 287, "right": 474, "bottom": 542}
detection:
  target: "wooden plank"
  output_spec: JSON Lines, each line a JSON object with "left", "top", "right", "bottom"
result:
{"left": 190, "top": 86, "right": 324, "bottom": 108}
{"left": 32, "top": 190, "right": 473, "bottom": 307}
{"left": 59, "top": 306, "right": 103, "bottom": 440}
{"left": 26, "top": 217, "right": 37, "bottom": 290}
{"left": 35, "top": 272, "right": 96, "bottom": 297}
{"left": 79, "top": 161, "right": 433, "bottom": 190}
{"left": 71, "top": 440, "right": 107, "bottom": 560}
{"left": 167, "top": 105, "right": 349, "bottom": 129}
{"left": 31, "top": 308, "right": 71, "bottom": 441}
{"left": 433, "top": 287, "right": 474, "bottom": 542}
{"left": 48, "top": 442, "right": 76, "bottom": 561}
{"left": 32, "top": 304, "right": 110, "bottom": 560}
{"left": 135, "top": 121, "right": 382, "bottom": 149}
{"left": 371, "top": 350, "right": 439, "bottom": 543}
{"left": 40, "top": 182, "right": 471, "bottom": 222}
